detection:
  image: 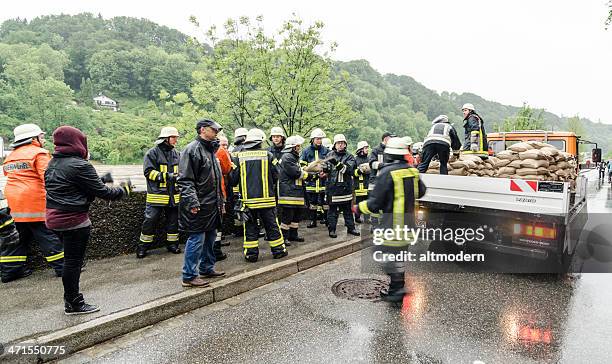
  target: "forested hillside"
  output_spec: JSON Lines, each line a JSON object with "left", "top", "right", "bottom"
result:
{"left": 0, "top": 13, "right": 609, "bottom": 163}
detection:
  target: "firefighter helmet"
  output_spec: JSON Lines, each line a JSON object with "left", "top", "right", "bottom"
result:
{"left": 14, "top": 124, "right": 44, "bottom": 143}
{"left": 158, "top": 126, "right": 179, "bottom": 139}
{"left": 402, "top": 136, "right": 414, "bottom": 146}
{"left": 234, "top": 128, "right": 248, "bottom": 139}
{"left": 310, "top": 128, "right": 326, "bottom": 139}
{"left": 245, "top": 128, "right": 266, "bottom": 143}
{"left": 461, "top": 103, "right": 475, "bottom": 111}
{"left": 357, "top": 141, "right": 369, "bottom": 151}
{"left": 333, "top": 134, "right": 347, "bottom": 145}
{"left": 322, "top": 138, "right": 332, "bottom": 148}
{"left": 270, "top": 127, "right": 285, "bottom": 138}
{"left": 284, "top": 135, "right": 305, "bottom": 151}
{"left": 384, "top": 137, "right": 408, "bottom": 156}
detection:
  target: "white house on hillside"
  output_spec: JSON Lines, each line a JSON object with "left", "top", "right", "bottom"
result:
{"left": 93, "top": 94, "right": 119, "bottom": 111}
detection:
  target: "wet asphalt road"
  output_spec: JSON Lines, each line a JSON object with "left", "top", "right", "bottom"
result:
{"left": 61, "top": 169, "right": 612, "bottom": 363}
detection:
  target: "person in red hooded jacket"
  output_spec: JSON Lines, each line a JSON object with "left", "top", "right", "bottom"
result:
{"left": 45, "top": 126, "right": 130, "bottom": 315}
{"left": 2, "top": 124, "right": 64, "bottom": 282}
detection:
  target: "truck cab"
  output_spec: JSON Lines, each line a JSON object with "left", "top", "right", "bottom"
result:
{"left": 487, "top": 131, "right": 579, "bottom": 159}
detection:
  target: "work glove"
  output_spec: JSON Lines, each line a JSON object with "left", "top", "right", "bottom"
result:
{"left": 326, "top": 157, "right": 337, "bottom": 166}
{"left": 335, "top": 162, "right": 345, "bottom": 171}
{"left": 119, "top": 179, "right": 133, "bottom": 196}
{"left": 100, "top": 172, "right": 114, "bottom": 184}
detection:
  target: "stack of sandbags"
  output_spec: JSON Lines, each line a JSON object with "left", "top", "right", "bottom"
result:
{"left": 494, "top": 141, "right": 577, "bottom": 182}
{"left": 425, "top": 152, "right": 498, "bottom": 177}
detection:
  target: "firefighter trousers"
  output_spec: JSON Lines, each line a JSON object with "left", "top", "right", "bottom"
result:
{"left": 306, "top": 192, "right": 327, "bottom": 222}
{"left": 327, "top": 202, "right": 355, "bottom": 233}
{"left": 279, "top": 206, "right": 303, "bottom": 241}
{"left": 2, "top": 222, "right": 64, "bottom": 279}
{"left": 139, "top": 205, "right": 179, "bottom": 247}
{"left": 243, "top": 207, "right": 286, "bottom": 257}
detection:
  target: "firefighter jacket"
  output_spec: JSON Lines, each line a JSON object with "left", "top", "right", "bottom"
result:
{"left": 354, "top": 152, "right": 370, "bottom": 197}
{"left": 2, "top": 141, "right": 50, "bottom": 222}
{"left": 277, "top": 150, "right": 309, "bottom": 207}
{"left": 424, "top": 120, "right": 462, "bottom": 150}
{"left": 300, "top": 143, "right": 329, "bottom": 193}
{"left": 230, "top": 144, "right": 278, "bottom": 210}
{"left": 368, "top": 143, "right": 385, "bottom": 190}
{"left": 177, "top": 137, "right": 223, "bottom": 233}
{"left": 143, "top": 142, "right": 180, "bottom": 207}
{"left": 268, "top": 144, "right": 284, "bottom": 162}
{"left": 358, "top": 160, "right": 427, "bottom": 246}
{"left": 462, "top": 112, "right": 488, "bottom": 152}
{"left": 326, "top": 149, "right": 356, "bottom": 205}
{"left": 230, "top": 143, "right": 245, "bottom": 195}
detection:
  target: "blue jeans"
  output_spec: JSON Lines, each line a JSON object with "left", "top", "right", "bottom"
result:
{"left": 182, "top": 229, "right": 217, "bottom": 281}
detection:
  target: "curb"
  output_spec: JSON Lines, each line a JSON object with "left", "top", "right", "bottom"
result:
{"left": 4, "top": 236, "right": 367, "bottom": 362}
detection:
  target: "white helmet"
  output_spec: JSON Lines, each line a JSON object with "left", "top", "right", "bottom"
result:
{"left": 461, "top": 103, "right": 475, "bottom": 111}
{"left": 310, "top": 128, "right": 326, "bottom": 139}
{"left": 432, "top": 115, "right": 449, "bottom": 124}
{"left": 234, "top": 128, "right": 248, "bottom": 139}
{"left": 245, "top": 128, "right": 266, "bottom": 143}
{"left": 384, "top": 137, "right": 408, "bottom": 156}
{"left": 322, "top": 138, "right": 332, "bottom": 148}
{"left": 402, "top": 136, "right": 414, "bottom": 146}
{"left": 284, "top": 135, "right": 305, "bottom": 150}
{"left": 14, "top": 123, "right": 44, "bottom": 142}
{"left": 357, "top": 141, "right": 369, "bottom": 151}
{"left": 270, "top": 127, "right": 285, "bottom": 138}
{"left": 158, "top": 126, "right": 179, "bottom": 139}
{"left": 412, "top": 141, "right": 424, "bottom": 153}
{"left": 333, "top": 134, "right": 347, "bottom": 145}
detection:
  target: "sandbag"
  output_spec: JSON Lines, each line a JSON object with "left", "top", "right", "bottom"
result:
{"left": 358, "top": 163, "right": 371, "bottom": 174}
{"left": 537, "top": 167, "right": 550, "bottom": 175}
{"left": 496, "top": 159, "right": 512, "bottom": 167}
{"left": 304, "top": 159, "right": 325, "bottom": 173}
{"left": 426, "top": 169, "right": 440, "bottom": 174}
{"left": 508, "top": 160, "right": 523, "bottom": 169}
{"left": 483, "top": 169, "right": 495, "bottom": 176}
{"left": 509, "top": 142, "right": 534, "bottom": 152}
{"left": 498, "top": 167, "right": 516, "bottom": 175}
{"left": 549, "top": 164, "right": 559, "bottom": 172}
{"left": 515, "top": 168, "right": 539, "bottom": 176}
{"left": 449, "top": 168, "right": 468, "bottom": 176}
{"left": 540, "top": 147, "right": 559, "bottom": 157}
{"left": 450, "top": 161, "right": 467, "bottom": 169}
{"left": 515, "top": 174, "right": 546, "bottom": 181}
{"left": 496, "top": 151, "right": 519, "bottom": 161}
{"left": 555, "top": 169, "right": 569, "bottom": 177}
{"left": 497, "top": 174, "right": 513, "bottom": 179}
{"left": 430, "top": 161, "right": 441, "bottom": 169}
{"left": 556, "top": 161, "right": 570, "bottom": 169}
{"left": 518, "top": 150, "right": 546, "bottom": 160}
{"left": 520, "top": 159, "right": 549, "bottom": 169}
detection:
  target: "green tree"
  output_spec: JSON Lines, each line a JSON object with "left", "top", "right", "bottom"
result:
{"left": 567, "top": 115, "right": 585, "bottom": 137}
{"left": 496, "top": 102, "right": 544, "bottom": 131}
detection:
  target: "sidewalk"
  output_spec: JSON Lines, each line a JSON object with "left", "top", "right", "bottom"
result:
{"left": 1, "top": 225, "right": 367, "bottom": 348}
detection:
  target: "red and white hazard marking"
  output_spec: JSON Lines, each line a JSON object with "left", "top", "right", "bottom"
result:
{"left": 510, "top": 179, "right": 538, "bottom": 192}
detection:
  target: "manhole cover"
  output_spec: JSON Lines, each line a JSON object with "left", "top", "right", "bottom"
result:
{"left": 331, "top": 278, "right": 388, "bottom": 301}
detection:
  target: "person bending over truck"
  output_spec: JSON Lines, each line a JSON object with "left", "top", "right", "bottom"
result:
{"left": 418, "top": 115, "right": 462, "bottom": 175}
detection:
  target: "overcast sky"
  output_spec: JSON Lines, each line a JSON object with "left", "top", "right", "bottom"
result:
{"left": 2, "top": 0, "right": 611, "bottom": 122}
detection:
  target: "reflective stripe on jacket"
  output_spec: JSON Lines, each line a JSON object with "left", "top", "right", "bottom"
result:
{"left": 2, "top": 141, "right": 50, "bottom": 222}
{"left": 230, "top": 146, "right": 278, "bottom": 209}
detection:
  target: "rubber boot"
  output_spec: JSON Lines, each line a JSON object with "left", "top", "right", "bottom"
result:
{"left": 281, "top": 229, "right": 291, "bottom": 246}
{"left": 166, "top": 243, "right": 181, "bottom": 254}
{"left": 64, "top": 293, "right": 100, "bottom": 315}
{"left": 380, "top": 273, "right": 407, "bottom": 303}
{"left": 289, "top": 228, "right": 305, "bottom": 242}
{"left": 307, "top": 210, "right": 317, "bottom": 228}
{"left": 244, "top": 247, "right": 259, "bottom": 263}
{"left": 214, "top": 239, "right": 227, "bottom": 261}
{"left": 136, "top": 244, "right": 147, "bottom": 259}
{"left": 347, "top": 227, "right": 361, "bottom": 236}
{"left": 271, "top": 244, "right": 288, "bottom": 259}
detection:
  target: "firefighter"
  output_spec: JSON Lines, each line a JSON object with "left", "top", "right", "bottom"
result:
{"left": 229, "top": 127, "right": 248, "bottom": 237}
{"left": 137, "top": 127, "right": 181, "bottom": 259}
{"left": 418, "top": 115, "right": 462, "bottom": 175}
{"left": 368, "top": 131, "right": 396, "bottom": 192}
{"left": 1, "top": 124, "right": 64, "bottom": 280}
{"left": 277, "top": 135, "right": 310, "bottom": 245}
{"left": 326, "top": 134, "right": 360, "bottom": 238}
{"left": 0, "top": 205, "right": 27, "bottom": 283}
{"left": 300, "top": 128, "right": 329, "bottom": 228}
{"left": 268, "top": 127, "right": 286, "bottom": 161}
{"left": 356, "top": 137, "right": 427, "bottom": 302}
{"left": 353, "top": 141, "right": 370, "bottom": 224}
{"left": 230, "top": 128, "right": 288, "bottom": 262}
{"left": 461, "top": 103, "right": 488, "bottom": 155}
{"left": 322, "top": 138, "right": 332, "bottom": 149}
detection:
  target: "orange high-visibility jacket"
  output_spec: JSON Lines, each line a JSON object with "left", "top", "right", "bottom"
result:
{"left": 216, "top": 147, "right": 233, "bottom": 199}
{"left": 2, "top": 141, "right": 51, "bottom": 222}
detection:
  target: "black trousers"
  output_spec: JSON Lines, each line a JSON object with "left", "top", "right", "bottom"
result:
{"left": 11, "top": 222, "right": 64, "bottom": 274}
{"left": 306, "top": 192, "right": 326, "bottom": 221}
{"left": 418, "top": 143, "right": 450, "bottom": 175}
{"left": 139, "top": 205, "right": 179, "bottom": 246}
{"left": 280, "top": 206, "right": 302, "bottom": 228}
{"left": 55, "top": 226, "right": 91, "bottom": 301}
{"left": 328, "top": 202, "right": 355, "bottom": 232}
{"left": 243, "top": 208, "right": 285, "bottom": 253}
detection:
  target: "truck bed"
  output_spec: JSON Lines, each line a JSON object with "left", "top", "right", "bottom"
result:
{"left": 418, "top": 174, "right": 587, "bottom": 217}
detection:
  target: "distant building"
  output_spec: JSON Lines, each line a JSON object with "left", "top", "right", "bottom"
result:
{"left": 93, "top": 94, "right": 119, "bottom": 111}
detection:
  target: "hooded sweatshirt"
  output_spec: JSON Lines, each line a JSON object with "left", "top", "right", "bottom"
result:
{"left": 45, "top": 126, "right": 91, "bottom": 230}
